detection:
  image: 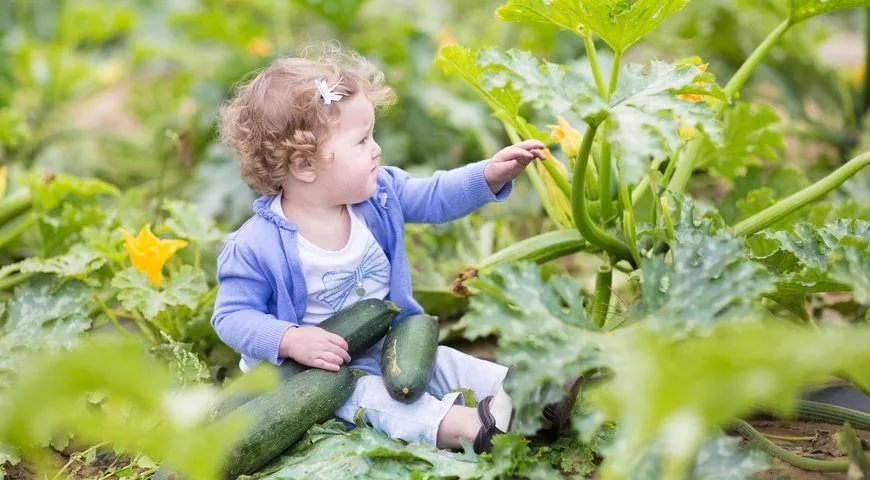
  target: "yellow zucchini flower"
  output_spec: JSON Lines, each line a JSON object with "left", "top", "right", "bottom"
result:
{"left": 120, "top": 224, "right": 188, "bottom": 287}
{"left": 547, "top": 116, "right": 582, "bottom": 158}
{"left": 679, "top": 63, "right": 708, "bottom": 102}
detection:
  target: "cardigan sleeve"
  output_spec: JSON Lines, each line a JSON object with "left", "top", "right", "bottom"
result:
{"left": 210, "top": 238, "right": 295, "bottom": 365}
{"left": 384, "top": 159, "right": 512, "bottom": 224}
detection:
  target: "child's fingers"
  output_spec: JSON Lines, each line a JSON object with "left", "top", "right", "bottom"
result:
{"left": 515, "top": 139, "right": 546, "bottom": 151}
{"left": 322, "top": 340, "right": 351, "bottom": 362}
{"left": 498, "top": 146, "right": 536, "bottom": 162}
{"left": 327, "top": 332, "right": 350, "bottom": 352}
{"left": 314, "top": 359, "right": 341, "bottom": 371}
{"left": 318, "top": 351, "right": 346, "bottom": 366}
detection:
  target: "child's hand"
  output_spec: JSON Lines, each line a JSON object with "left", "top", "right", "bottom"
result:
{"left": 484, "top": 139, "right": 546, "bottom": 194}
{"left": 279, "top": 325, "right": 351, "bottom": 371}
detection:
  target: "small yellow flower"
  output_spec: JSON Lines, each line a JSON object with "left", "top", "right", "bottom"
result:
{"left": 678, "top": 124, "right": 698, "bottom": 140}
{"left": 852, "top": 64, "right": 865, "bottom": 87}
{"left": 120, "top": 224, "right": 188, "bottom": 287}
{"left": 679, "top": 63, "right": 708, "bottom": 103}
{"left": 433, "top": 28, "right": 458, "bottom": 48}
{"left": 547, "top": 116, "right": 582, "bottom": 158}
{"left": 246, "top": 38, "right": 274, "bottom": 57}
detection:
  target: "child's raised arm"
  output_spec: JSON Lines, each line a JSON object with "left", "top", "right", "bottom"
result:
{"left": 386, "top": 139, "right": 544, "bottom": 224}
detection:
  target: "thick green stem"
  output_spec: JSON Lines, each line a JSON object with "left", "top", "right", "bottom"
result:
{"left": 864, "top": 8, "right": 870, "bottom": 116}
{"left": 723, "top": 20, "right": 790, "bottom": 100}
{"left": 93, "top": 294, "right": 131, "bottom": 339}
{"left": 591, "top": 264, "right": 612, "bottom": 328}
{"left": 630, "top": 157, "right": 667, "bottom": 205}
{"left": 599, "top": 136, "right": 614, "bottom": 221}
{"left": 730, "top": 419, "right": 848, "bottom": 472}
{"left": 733, "top": 150, "right": 870, "bottom": 236}
{"left": 0, "top": 213, "right": 36, "bottom": 250}
{"left": 619, "top": 184, "right": 641, "bottom": 266}
{"left": 539, "top": 153, "right": 572, "bottom": 199}
{"left": 572, "top": 122, "right": 633, "bottom": 263}
{"left": 608, "top": 50, "right": 623, "bottom": 99}
{"left": 796, "top": 400, "right": 870, "bottom": 430}
{"left": 668, "top": 19, "right": 791, "bottom": 194}
{"left": 0, "top": 192, "right": 31, "bottom": 225}
{"left": 584, "top": 35, "right": 607, "bottom": 97}
{"left": 477, "top": 229, "right": 585, "bottom": 273}
{"left": 0, "top": 272, "right": 34, "bottom": 291}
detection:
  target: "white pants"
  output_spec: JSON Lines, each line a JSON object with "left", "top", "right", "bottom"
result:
{"left": 334, "top": 344, "right": 508, "bottom": 446}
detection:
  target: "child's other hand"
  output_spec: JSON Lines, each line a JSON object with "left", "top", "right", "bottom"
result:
{"left": 279, "top": 325, "right": 351, "bottom": 371}
{"left": 484, "top": 139, "right": 546, "bottom": 194}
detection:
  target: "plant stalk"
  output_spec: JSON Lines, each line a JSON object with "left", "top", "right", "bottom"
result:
{"left": 584, "top": 35, "right": 607, "bottom": 97}
{"left": 668, "top": 19, "right": 791, "bottom": 193}
{"left": 0, "top": 272, "right": 34, "bottom": 291}
{"left": 733, "top": 150, "right": 870, "bottom": 236}
{"left": 591, "top": 264, "right": 612, "bottom": 328}
{"left": 571, "top": 122, "right": 633, "bottom": 263}
{"left": 0, "top": 213, "right": 36, "bottom": 250}
{"left": 730, "top": 419, "right": 848, "bottom": 472}
{"left": 599, "top": 135, "right": 614, "bottom": 221}
{"left": 0, "top": 192, "right": 31, "bottom": 225}
{"left": 608, "top": 50, "right": 623, "bottom": 99}
{"left": 864, "top": 8, "right": 870, "bottom": 116}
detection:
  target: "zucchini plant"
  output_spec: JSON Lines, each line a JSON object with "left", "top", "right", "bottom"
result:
{"left": 437, "top": 0, "right": 870, "bottom": 477}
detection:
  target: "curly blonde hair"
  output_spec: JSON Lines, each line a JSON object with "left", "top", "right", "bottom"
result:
{"left": 219, "top": 42, "right": 395, "bottom": 196}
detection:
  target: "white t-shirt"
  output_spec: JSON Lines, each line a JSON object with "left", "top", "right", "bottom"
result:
{"left": 240, "top": 196, "right": 391, "bottom": 372}
{"left": 270, "top": 195, "right": 390, "bottom": 323}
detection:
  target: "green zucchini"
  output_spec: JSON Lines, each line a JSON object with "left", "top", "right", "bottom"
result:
{"left": 221, "top": 366, "right": 356, "bottom": 478}
{"left": 380, "top": 314, "right": 439, "bottom": 402}
{"left": 212, "top": 298, "right": 399, "bottom": 419}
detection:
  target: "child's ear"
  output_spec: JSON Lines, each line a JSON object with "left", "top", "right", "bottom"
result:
{"left": 289, "top": 155, "right": 317, "bottom": 183}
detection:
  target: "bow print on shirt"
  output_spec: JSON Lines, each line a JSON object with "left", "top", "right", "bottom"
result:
{"left": 314, "top": 241, "right": 390, "bottom": 312}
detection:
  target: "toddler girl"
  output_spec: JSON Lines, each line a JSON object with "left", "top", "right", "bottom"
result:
{"left": 212, "top": 42, "right": 573, "bottom": 453}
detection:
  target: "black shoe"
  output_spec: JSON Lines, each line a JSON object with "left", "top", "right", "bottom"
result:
{"left": 473, "top": 395, "right": 515, "bottom": 454}
{"left": 538, "top": 375, "right": 583, "bottom": 440}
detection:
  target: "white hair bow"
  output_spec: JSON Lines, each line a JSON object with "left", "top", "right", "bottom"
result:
{"left": 314, "top": 78, "right": 346, "bottom": 105}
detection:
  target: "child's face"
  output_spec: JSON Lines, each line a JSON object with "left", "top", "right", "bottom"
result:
{"left": 316, "top": 93, "right": 381, "bottom": 205}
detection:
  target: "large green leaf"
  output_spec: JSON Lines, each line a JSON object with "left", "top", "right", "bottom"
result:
{"left": 633, "top": 199, "right": 774, "bottom": 333}
{"left": 495, "top": 0, "right": 585, "bottom": 34}
{"left": 161, "top": 200, "right": 224, "bottom": 248}
{"left": 750, "top": 220, "right": 870, "bottom": 305}
{"left": 462, "top": 263, "right": 604, "bottom": 434}
{"left": 830, "top": 236, "right": 870, "bottom": 305}
{"left": 0, "top": 276, "right": 92, "bottom": 391}
{"left": 695, "top": 102, "right": 783, "bottom": 182}
{"left": 479, "top": 433, "right": 563, "bottom": 480}
{"left": 568, "top": 0, "right": 691, "bottom": 52}
{"left": 249, "top": 420, "right": 480, "bottom": 480}
{"left": 788, "top": 0, "right": 870, "bottom": 24}
{"left": 0, "top": 245, "right": 106, "bottom": 286}
{"left": 435, "top": 46, "right": 547, "bottom": 141}
{"left": 477, "top": 48, "right": 605, "bottom": 124}
{"left": 474, "top": 49, "right": 723, "bottom": 184}
{"left": 112, "top": 266, "right": 208, "bottom": 321}
{"left": 38, "top": 202, "right": 109, "bottom": 257}
{"left": 591, "top": 321, "right": 870, "bottom": 479}
{"left": 28, "top": 173, "right": 119, "bottom": 212}
{"left": 608, "top": 60, "right": 722, "bottom": 183}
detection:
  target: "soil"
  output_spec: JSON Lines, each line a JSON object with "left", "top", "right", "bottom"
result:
{"left": 748, "top": 418, "right": 868, "bottom": 480}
